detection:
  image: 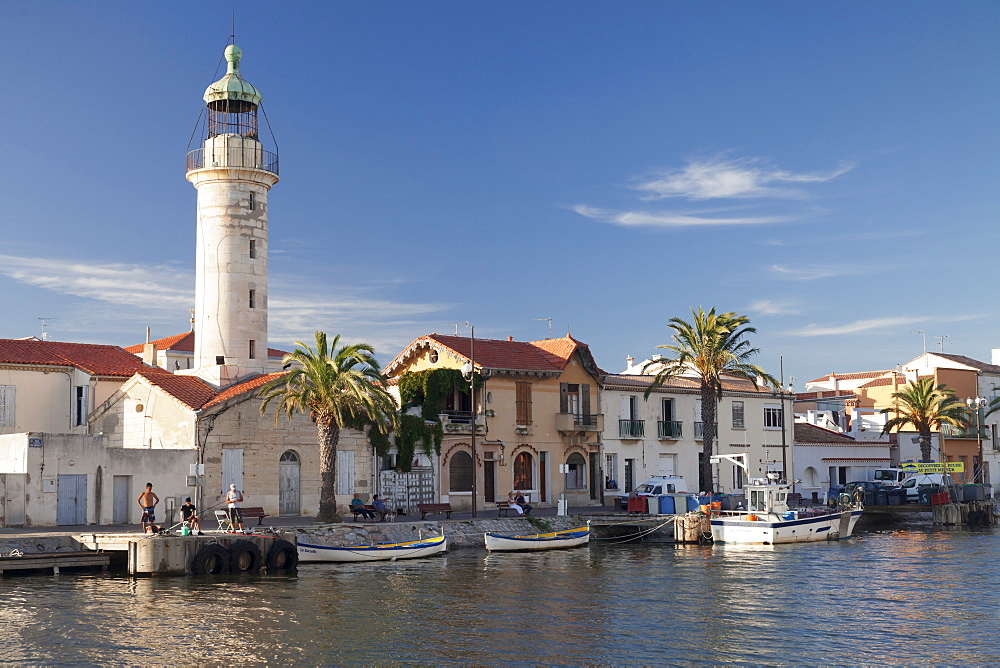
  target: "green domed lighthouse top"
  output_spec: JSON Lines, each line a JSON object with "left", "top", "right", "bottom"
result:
{"left": 203, "top": 44, "right": 262, "bottom": 108}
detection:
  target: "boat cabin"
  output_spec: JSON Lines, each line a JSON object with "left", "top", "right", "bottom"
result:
{"left": 745, "top": 475, "right": 790, "bottom": 516}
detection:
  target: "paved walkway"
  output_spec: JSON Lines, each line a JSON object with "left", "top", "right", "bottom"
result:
{"left": 0, "top": 504, "right": 616, "bottom": 537}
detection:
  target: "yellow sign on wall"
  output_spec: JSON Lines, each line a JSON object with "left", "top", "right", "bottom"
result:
{"left": 900, "top": 462, "right": 965, "bottom": 473}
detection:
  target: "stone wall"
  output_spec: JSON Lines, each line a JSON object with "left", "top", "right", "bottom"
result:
{"left": 292, "top": 515, "right": 587, "bottom": 551}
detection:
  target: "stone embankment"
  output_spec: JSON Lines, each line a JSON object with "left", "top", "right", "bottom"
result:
{"left": 293, "top": 515, "right": 586, "bottom": 551}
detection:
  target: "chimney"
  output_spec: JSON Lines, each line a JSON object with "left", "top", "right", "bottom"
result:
{"left": 626, "top": 356, "right": 634, "bottom": 370}
{"left": 142, "top": 343, "right": 158, "bottom": 367}
{"left": 830, "top": 374, "right": 838, "bottom": 392}
{"left": 507, "top": 335, "right": 513, "bottom": 341}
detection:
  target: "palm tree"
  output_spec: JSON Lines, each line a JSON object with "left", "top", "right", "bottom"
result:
{"left": 643, "top": 307, "right": 779, "bottom": 494}
{"left": 260, "top": 331, "right": 398, "bottom": 523}
{"left": 881, "top": 377, "right": 967, "bottom": 462}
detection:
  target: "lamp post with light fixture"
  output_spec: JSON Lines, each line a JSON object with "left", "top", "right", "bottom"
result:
{"left": 460, "top": 324, "right": 477, "bottom": 518}
{"left": 966, "top": 396, "right": 986, "bottom": 483}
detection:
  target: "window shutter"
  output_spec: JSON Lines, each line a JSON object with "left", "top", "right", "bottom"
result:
{"left": 560, "top": 383, "right": 568, "bottom": 413}
{"left": 582, "top": 384, "right": 591, "bottom": 418}
{"left": 620, "top": 396, "right": 631, "bottom": 420}
{"left": 336, "top": 450, "right": 355, "bottom": 495}
{"left": 0, "top": 386, "right": 13, "bottom": 426}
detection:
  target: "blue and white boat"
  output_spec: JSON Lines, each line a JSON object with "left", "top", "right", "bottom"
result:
{"left": 708, "top": 454, "right": 862, "bottom": 545}
{"left": 298, "top": 534, "right": 447, "bottom": 562}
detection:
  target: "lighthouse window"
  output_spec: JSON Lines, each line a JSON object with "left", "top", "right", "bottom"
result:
{"left": 249, "top": 192, "right": 255, "bottom": 211}
{"left": 249, "top": 289, "right": 256, "bottom": 309}
{"left": 249, "top": 239, "right": 257, "bottom": 258}
{"left": 249, "top": 340, "right": 257, "bottom": 359}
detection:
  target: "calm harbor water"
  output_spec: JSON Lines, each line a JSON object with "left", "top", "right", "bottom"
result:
{"left": 3, "top": 524, "right": 1000, "bottom": 665}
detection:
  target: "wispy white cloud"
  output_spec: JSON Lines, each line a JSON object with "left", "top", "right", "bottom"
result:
{"left": 571, "top": 204, "right": 792, "bottom": 228}
{"left": 0, "top": 254, "right": 192, "bottom": 308}
{"left": 784, "top": 316, "right": 934, "bottom": 337}
{"left": 632, "top": 155, "right": 854, "bottom": 201}
{"left": 747, "top": 300, "right": 802, "bottom": 316}
{"left": 768, "top": 264, "right": 873, "bottom": 281}
{"left": 0, "top": 253, "right": 449, "bottom": 357}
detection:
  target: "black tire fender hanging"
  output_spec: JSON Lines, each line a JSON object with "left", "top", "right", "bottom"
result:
{"left": 266, "top": 539, "right": 298, "bottom": 571}
{"left": 229, "top": 540, "right": 264, "bottom": 573}
{"left": 190, "top": 543, "right": 231, "bottom": 575}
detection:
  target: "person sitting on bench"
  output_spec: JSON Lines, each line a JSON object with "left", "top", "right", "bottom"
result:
{"left": 351, "top": 493, "right": 375, "bottom": 520}
{"left": 507, "top": 492, "right": 524, "bottom": 515}
{"left": 371, "top": 494, "right": 390, "bottom": 521}
{"left": 515, "top": 491, "right": 533, "bottom": 516}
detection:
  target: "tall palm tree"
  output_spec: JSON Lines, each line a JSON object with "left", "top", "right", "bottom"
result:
{"left": 260, "top": 331, "right": 398, "bottom": 523}
{"left": 643, "top": 307, "right": 779, "bottom": 494}
{"left": 881, "top": 377, "right": 967, "bottom": 462}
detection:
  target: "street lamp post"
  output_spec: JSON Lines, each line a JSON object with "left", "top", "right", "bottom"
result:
{"left": 461, "top": 324, "right": 477, "bottom": 518}
{"left": 966, "top": 396, "right": 986, "bottom": 484}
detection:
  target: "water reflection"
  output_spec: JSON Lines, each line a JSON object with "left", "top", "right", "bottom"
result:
{"left": 2, "top": 527, "right": 1000, "bottom": 664}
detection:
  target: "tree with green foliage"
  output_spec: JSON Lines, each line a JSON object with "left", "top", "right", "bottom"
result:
{"left": 643, "top": 307, "right": 779, "bottom": 494}
{"left": 259, "top": 331, "right": 398, "bottom": 523}
{"left": 881, "top": 377, "right": 968, "bottom": 462}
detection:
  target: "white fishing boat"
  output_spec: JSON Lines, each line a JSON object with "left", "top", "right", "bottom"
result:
{"left": 298, "top": 534, "right": 447, "bottom": 563}
{"left": 708, "top": 454, "right": 862, "bottom": 545}
{"left": 484, "top": 525, "right": 590, "bottom": 552}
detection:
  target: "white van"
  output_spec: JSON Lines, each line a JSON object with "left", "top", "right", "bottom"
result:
{"left": 617, "top": 475, "right": 689, "bottom": 510}
{"left": 872, "top": 468, "right": 909, "bottom": 487}
{"left": 900, "top": 473, "right": 952, "bottom": 502}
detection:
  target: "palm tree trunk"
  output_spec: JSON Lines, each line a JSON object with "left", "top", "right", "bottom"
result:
{"left": 701, "top": 383, "right": 717, "bottom": 494}
{"left": 919, "top": 430, "right": 932, "bottom": 462}
{"left": 317, "top": 419, "right": 342, "bottom": 522}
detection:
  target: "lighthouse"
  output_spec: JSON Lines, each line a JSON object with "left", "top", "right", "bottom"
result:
{"left": 185, "top": 44, "right": 278, "bottom": 386}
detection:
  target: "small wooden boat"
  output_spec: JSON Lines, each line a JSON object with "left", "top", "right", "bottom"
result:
{"left": 484, "top": 525, "right": 590, "bottom": 552}
{"left": 298, "top": 534, "right": 447, "bottom": 563}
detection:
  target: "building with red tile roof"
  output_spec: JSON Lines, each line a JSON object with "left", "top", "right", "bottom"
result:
{"left": 385, "top": 333, "right": 605, "bottom": 511}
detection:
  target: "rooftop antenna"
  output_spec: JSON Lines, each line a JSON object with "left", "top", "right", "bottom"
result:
{"left": 449, "top": 323, "right": 463, "bottom": 335}
{"left": 914, "top": 330, "right": 926, "bottom": 354}
{"left": 230, "top": 13, "right": 236, "bottom": 45}
{"left": 38, "top": 317, "right": 57, "bottom": 341}
{"left": 533, "top": 318, "right": 553, "bottom": 338}
{"left": 934, "top": 334, "right": 948, "bottom": 352}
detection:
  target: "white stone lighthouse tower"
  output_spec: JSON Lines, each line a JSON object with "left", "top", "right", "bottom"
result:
{"left": 185, "top": 45, "right": 278, "bottom": 387}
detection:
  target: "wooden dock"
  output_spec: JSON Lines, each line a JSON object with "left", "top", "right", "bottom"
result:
{"left": 0, "top": 551, "right": 110, "bottom": 576}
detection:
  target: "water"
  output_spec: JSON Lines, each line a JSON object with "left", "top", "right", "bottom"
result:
{"left": 3, "top": 525, "right": 1000, "bottom": 665}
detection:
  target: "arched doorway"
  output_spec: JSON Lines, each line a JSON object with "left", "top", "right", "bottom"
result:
{"left": 513, "top": 452, "right": 534, "bottom": 491}
{"left": 566, "top": 452, "right": 587, "bottom": 490}
{"left": 449, "top": 451, "right": 473, "bottom": 492}
{"left": 279, "top": 450, "right": 301, "bottom": 515}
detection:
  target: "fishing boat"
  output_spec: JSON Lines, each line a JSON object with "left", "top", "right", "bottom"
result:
{"left": 708, "top": 454, "right": 863, "bottom": 545}
{"left": 297, "top": 534, "right": 447, "bottom": 563}
{"left": 484, "top": 525, "right": 590, "bottom": 552}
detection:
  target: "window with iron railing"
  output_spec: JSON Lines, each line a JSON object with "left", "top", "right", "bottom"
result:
{"left": 657, "top": 421, "right": 683, "bottom": 439}
{"left": 619, "top": 419, "right": 645, "bottom": 438}
{"left": 694, "top": 422, "right": 717, "bottom": 440}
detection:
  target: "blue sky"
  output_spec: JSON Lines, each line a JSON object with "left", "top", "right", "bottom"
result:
{"left": 1, "top": 2, "right": 997, "bottom": 385}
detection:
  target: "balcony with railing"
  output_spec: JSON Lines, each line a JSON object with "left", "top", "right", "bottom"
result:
{"left": 657, "top": 420, "right": 683, "bottom": 440}
{"left": 694, "top": 422, "right": 718, "bottom": 440}
{"left": 940, "top": 424, "right": 991, "bottom": 440}
{"left": 556, "top": 412, "right": 604, "bottom": 434}
{"left": 438, "top": 411, "right": 486, "bottom": 434}
{"left": 186, "top": 145, "right": 279, "bottom": 176}
{"left": 619, "top": 419, "right": 645, "bottom": 439}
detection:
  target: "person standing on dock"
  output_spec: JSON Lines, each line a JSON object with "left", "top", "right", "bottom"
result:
{"left": 137, "top": 482, "right": 160, "bottom": 533}
{"left": 226, "top": 484, "right": 245, "bottom": 532}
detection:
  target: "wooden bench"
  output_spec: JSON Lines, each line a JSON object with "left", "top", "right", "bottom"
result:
{"left": 240, "top": 507, "right": 269, "bottom": 526}
{"left": 417, "top": 503, "right": 453, "bottom": 520}
{"left": 496, "top": 501, "right": 527, "bottom": 517}
{"left": 346, "top": 505, "right": 378, "bottom": 521}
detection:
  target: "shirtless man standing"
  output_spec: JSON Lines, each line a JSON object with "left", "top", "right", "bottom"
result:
{"left": 137, "top": 482, "right": 160, "bottom": 533}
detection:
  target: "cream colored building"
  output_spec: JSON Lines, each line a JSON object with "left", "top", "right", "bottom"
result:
{"left": 603, "top": 369, "right": 793, "bottom": 495}
{"left": 383, "top": 334, "right": 605, "bottom": 511}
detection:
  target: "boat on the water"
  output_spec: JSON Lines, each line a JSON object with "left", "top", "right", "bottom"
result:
{"left": 708, "top": 454, "right": 862, "bottom": 545}
{"left": 484, "top": 525, "right": 590, "bottom": 552}
{"left": 298, "top": 534, "right": 447, "bottom": 562}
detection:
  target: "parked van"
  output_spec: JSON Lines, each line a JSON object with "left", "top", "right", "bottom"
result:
{"left": 900, "top": 473, "right": 952, "bottom": 502}
{"left": 872, "top": 468, "right": 909, "bottom": 487}
{"left": 617, "top": 475, "right": 689, "bottom": 511}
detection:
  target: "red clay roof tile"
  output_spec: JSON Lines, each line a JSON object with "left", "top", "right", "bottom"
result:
{"left": 0, "top": 339, "right": 150, "bottom": 377}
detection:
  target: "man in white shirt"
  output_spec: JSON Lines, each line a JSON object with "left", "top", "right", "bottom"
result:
{"left": 226, "top": 483, "right": 245, "bottom": 531}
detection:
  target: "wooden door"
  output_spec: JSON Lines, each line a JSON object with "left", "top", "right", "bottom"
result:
{"left": 279, "top": 451, "right": 301, "bottom": 515}
{"left": 483, "top": 460, "right": 495, "bottom": 503}
{"left": 112, "top": 475, "right": 131, "bottom": 523}
{"left": 2, "top": 474, "right": 26, "bottom": 527}
{"left": 57, "top": 474, "right": 88, "bottom": 525}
